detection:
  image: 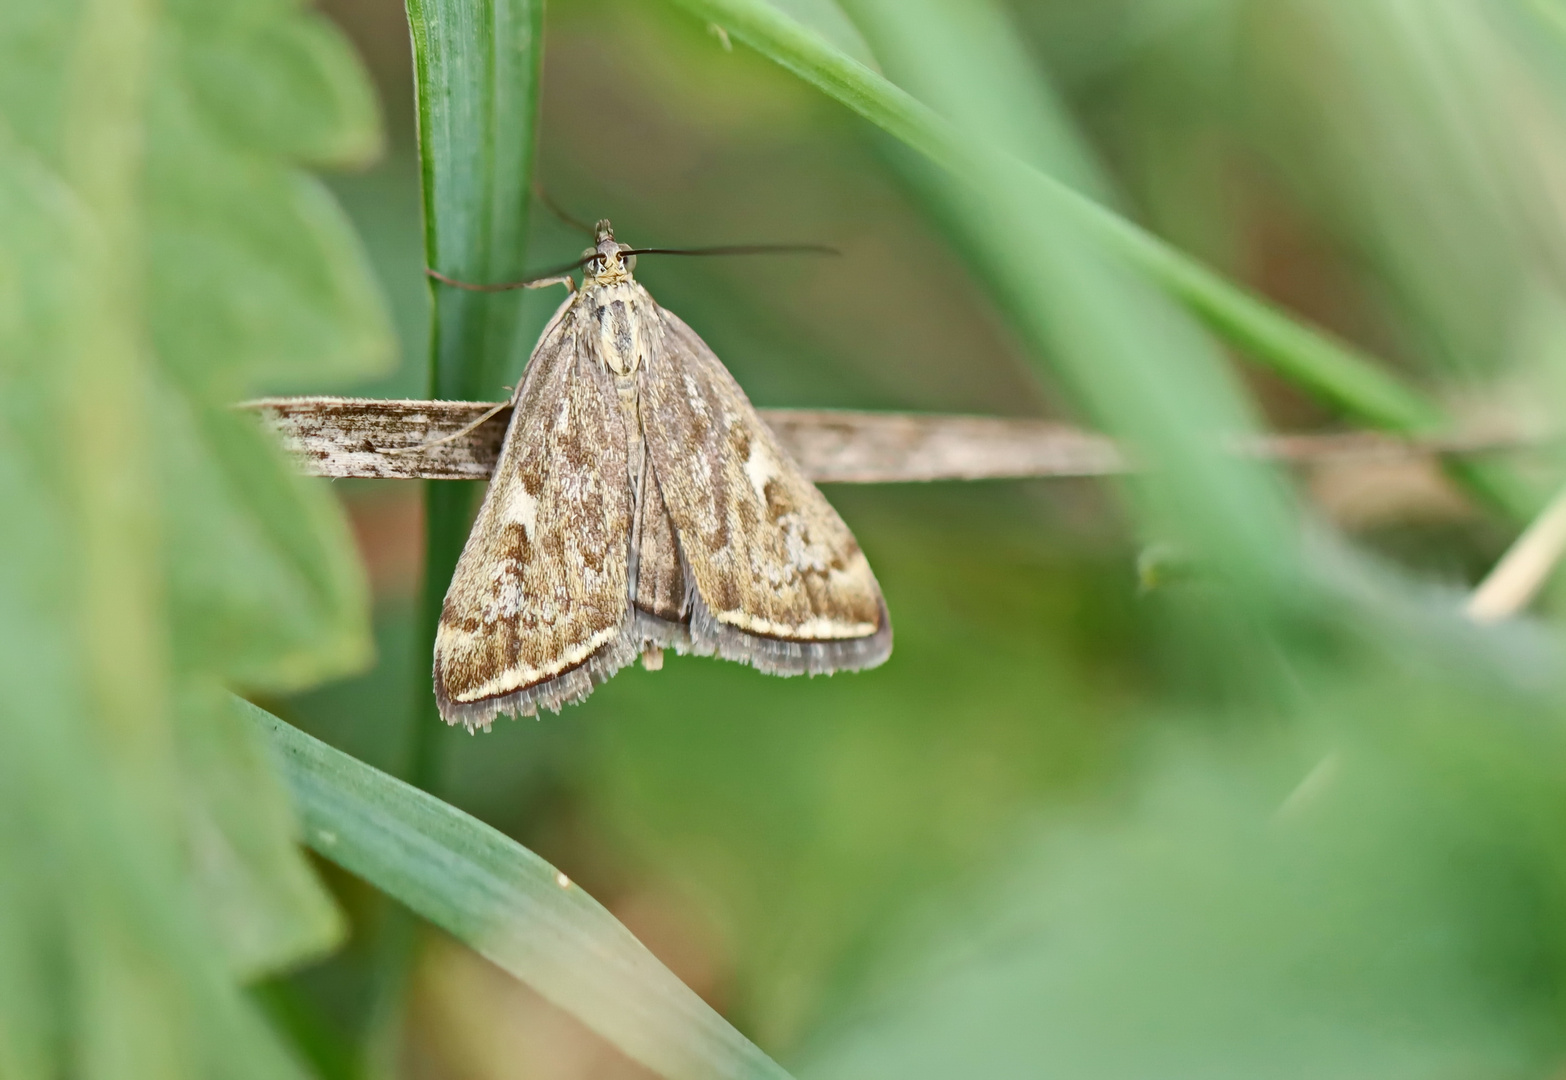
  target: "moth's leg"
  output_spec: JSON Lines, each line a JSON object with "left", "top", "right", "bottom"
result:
{"left": 385, "top": 289, "right": 576, "bottom": 455}
{"left": 384, "top": 399, "right": 510, "bottom": 456}
{"left": 524, "top": 275, "right": 577, "bottom": 293}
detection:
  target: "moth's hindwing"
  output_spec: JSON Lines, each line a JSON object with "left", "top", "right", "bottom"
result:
{"left": 638, "top": 301, "right": 892, "bottom": 675}
{"left": 434, "top": 299, "right": 638, "bottom": 728}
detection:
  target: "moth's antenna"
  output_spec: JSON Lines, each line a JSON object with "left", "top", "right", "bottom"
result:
{"left": 532, "top": 184, "right": 595, "bottom": 236}
{"left": 425, "top": 244, "right": 840, "bottom": 292}
{"left": 618, "top": 243, "right": 840, "bottom": 259}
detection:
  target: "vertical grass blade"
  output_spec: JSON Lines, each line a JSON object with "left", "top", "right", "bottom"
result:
{"left": 374, "top": 0, "right": 545, "bottom": 1063}
{"left": 410, "top": 0, "right": 544, "bottom": 404}
{"left": 406, "top": 0, "right": 544, "bottom": 781}
{"left": 406, "top": 0, "right": 545, "bottom": 791}
{"left": 246, "top": 701, "right": 794, "bottom": 1080}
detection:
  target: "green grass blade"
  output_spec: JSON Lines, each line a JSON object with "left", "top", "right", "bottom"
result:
{"left": 742, "top": 0, "right": 1302, "bottom": 595}
{"left": 409, "top": 0, "right": 543, "bottom": 403}
{"left": 834, "top": 0, "right": 1114, "bottom": 200}
{"left": 405, "top": 0, "right": 545, "bottom": 788}
{"left": 371, "top": 1, "right": 546, "bottom": 1066}
{"left": 673, "top": 0, "right": 1440, "bottom": 435}
{"left": 244, "top": 700, "right": 795, "bottom": 1080}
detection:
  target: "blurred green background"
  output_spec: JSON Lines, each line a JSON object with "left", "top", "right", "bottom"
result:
{"left": 249, "top": 0, "right": 1566, "bottom": 1076}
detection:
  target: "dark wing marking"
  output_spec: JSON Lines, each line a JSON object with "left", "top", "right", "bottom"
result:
{"left": 434, "top": 297, "right": 638, "bottom": 728}
{"left": 637, "top": 296, "right": 891, "bottom": 675}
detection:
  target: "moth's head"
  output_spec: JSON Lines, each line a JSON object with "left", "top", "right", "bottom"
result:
{"left": 582, "top": 219, "right": 636, "bottom": 283}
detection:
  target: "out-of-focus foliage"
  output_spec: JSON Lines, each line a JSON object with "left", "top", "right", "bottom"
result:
{"left": 800, "top": 656, "right": 1566, "bottom": 1080}
{"left": 294, "top": 1, "right": 1566, "bottom": 1076}
{"left": 0, "top": 0, "right": 391, "bottom": 1074}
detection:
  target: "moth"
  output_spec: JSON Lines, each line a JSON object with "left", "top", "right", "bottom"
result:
{"left": 430, "top": 221, "right": 891, "bottom": 731}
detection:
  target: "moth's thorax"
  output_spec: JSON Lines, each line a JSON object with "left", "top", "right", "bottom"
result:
{"left": 581, "top": 280, "right": 652, "bottom": 377}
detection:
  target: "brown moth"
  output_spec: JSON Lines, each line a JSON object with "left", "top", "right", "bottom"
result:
{"left": 433, "top": 221, "right": 891, "bottom": 731}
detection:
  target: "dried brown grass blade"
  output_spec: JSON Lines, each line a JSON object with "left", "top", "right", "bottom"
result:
{"left": 244, "top": 396, "right": 1529, "bottom": 486}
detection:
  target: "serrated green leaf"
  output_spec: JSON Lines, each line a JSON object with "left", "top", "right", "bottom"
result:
{"left": 246, "top": 699, "right": 796, "bottom": 1080}
{"left": 181, "top": 688, "right": 345, "bottom": 979}
{"left": 0, "top": 431, "right": 309, "bottom": 1080}
{"left": 173, "top": 6, "right": 382, "bottom": 167}
{"left": 159, "top": 401, "right": 372, "bottom": 689}
{"left": 0, "top": 0, "right": 394, "bottom": 1070}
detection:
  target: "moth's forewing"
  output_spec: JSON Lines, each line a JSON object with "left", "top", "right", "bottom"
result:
{"left": 638, "top": 301, "right": 892, "bottom": 674}
{"left": 434, "top": 297, "right": 639, "bottom": 729}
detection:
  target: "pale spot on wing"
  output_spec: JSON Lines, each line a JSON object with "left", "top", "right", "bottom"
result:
{"left": 480, "top": 560, "right": 525, "bottom": 622}
{"left": 743, "top": 439, "right": 780, "bottom": 501}
{"left": 682, "top": 372, "right": 709, "bottom": 417}
{"left": 504, "top": 483, "right": 540, "bottom": 542}
{"left": 780, "top": 514, "right": 831, "bottom": 574}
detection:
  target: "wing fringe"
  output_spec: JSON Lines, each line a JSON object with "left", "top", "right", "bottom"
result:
{"left": 435, "top": 610, "right": 691, "bottom": 731}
